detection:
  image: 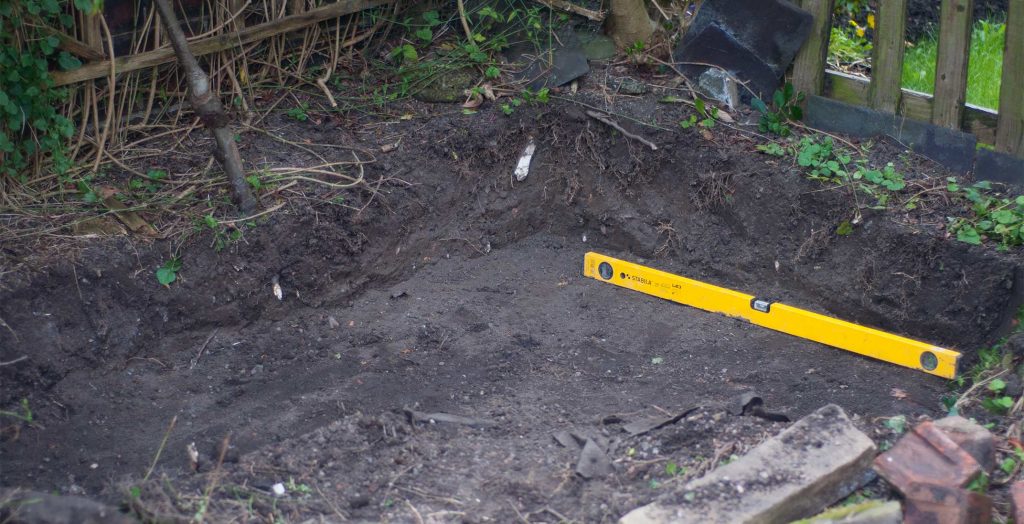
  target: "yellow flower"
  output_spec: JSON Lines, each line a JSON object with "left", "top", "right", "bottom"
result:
{"left": 867, "top": 13, "right": 876, "bottom": 29}
{"left": 856, "top": 26, "right": 865, "bottom": 37}
{"left": 849, "top": 19, "right": 858, "bottom": 27}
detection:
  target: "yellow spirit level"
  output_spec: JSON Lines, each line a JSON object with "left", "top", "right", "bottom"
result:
{"left": 582, "top": 252, "right": 960, "bottom": 379}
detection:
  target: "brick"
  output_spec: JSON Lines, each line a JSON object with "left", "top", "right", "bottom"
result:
{"left": 874, "top": 421, "right": 982, "bottom": 494}
{"left": 619, "top": 404, "right": 876, "bottom": 524}
{"left": 1010, "top": 482, "right": 1024, "bottom": 524}
{"left": 903, "top": 483, "right": 991, "bottom": 524}
{"left": 933, "top": 416, "right": 996, "bottom": 473}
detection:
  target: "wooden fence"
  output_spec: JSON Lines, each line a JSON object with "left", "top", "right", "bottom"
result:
{"left": 792, "top": 0, "right": 1024, "bottom": 158}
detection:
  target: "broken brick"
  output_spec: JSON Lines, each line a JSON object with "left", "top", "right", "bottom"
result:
{"left": 874, "top": 421, "right": 981, "bottom": 494}
{"left": 903, "top": 483, "right": 991, "bottom": 524}
{"left": 933, "top": 416, "right": 996, "bottom": 473}
{"left": 1011, "top": 482, "right": 1024, "bottom": 524}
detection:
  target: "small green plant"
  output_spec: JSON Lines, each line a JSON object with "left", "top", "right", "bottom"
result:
{"left": 0, "top": 398, "right": 33, "bottom": 423}
{"left": 694, "top": 98, "right": 718, "bottom": 128}
{"left": 521, "top": 87, "right": 550, "bottom": 104}
{"left": 484, "top": 65, "right": 501, "bottom": 79}
{"left": 198, "top": 214, "right": 243, "bottom": 252}
{"left": 286, "top": 102, "right": 310, "bottom": 122}
{"left": 664, "top": 462, "right": 686, "bottom": 477}
{"left": 980, "top": 377, "right": 1015, "bottom": 414}
{"left": 756, "top": 143, "right": 786, "bottom": 156}
{"left": 389, "top": 43, "right": 419, "bottom": 64}
{"left": 500, "top": 98, "right": 522, "bottom": 115}
{"left": 827, "top": 26, "right": 873, "bottom": 68}
{"left": 882, "top": 415, "right": 907, "bottom": 434}
{"left": 679, "top": 99, "right": 720, "bottom": 130}
{"left": 156, "top": 258, "right": 182, "bottom": 286}
{"left": 129, "top": 169, "right": 168, "bottom": 194}
{"left": 751, "top": 84, "right": 804, "bottom": 137}
{"left": 758, "top": 135, "right": 906, "bottom": 209}
{"left": 625, "top": 40, "right": 646, "bottom": 58}
{"left": 286, "top": 477, "right": 313, "bottom": 496}
{"left": 945, "top": 178, "right": 1024, "bottom": 249}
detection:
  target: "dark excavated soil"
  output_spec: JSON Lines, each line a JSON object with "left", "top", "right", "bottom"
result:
{"left": 1, "top": 92, "right": 1021, "bottom": 522}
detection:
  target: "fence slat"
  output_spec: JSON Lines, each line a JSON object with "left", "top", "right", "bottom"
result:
{"left": 826, "top": 70, "right": 999, "bottom": 143}
{"left": 792, "top": 0, "right": 836, "bottom": 96}
{"left": 996, "top": 0, "right": 1024, "bottom": 155}
{"left": 931, "top": 0, "right": 974, "bottom": 129}
{"left": 868, "top": 0, "right": 908, "bottom": 113}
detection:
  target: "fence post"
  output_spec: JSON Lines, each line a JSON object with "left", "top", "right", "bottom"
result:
{"left": 868, "top": 0, "right": 908, "bottom": 113}
{"left": 792, "top": 0, "right": 836, "bottom": 96}
{"left": 931, "top": 0, "right": 974, "bottom": 129}
{"left": 996, "top": 0, "right": 1024, "bottom": 155}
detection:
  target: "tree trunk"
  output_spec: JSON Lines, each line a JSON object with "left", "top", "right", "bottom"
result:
{"left": 606, "top": 0, "right": 656, "bottom": 49}
{"left": 152, "top": 0, "right": 257, "bottom": 214}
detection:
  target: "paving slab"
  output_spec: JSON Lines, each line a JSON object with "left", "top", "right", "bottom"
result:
{"left": 619, "top": 404, "right": 875, "bottom": 524}
{"left": 674, "top": 0, "right": 812, "bottom": 99}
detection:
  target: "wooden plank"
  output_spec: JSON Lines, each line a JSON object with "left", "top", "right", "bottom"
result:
{"left": 826, "top": 70, "right": 999, "bottom": 143}
{"left": 932, "top": 0, "right": 974, "bottom": 129}
{"left": 51, "top": 0, "right": 392, "bottom": 86}
{"left": 792, "top": 0, "right": 836, "bottom": 96}
{"left": 868, "top": 0, "right": 908, "bottom": 112}
{"left": 996, "top": 0, "right": 1024, "bottom": 155}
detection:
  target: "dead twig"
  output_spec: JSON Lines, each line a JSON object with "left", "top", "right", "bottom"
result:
{"left": 533, "top": 0, "right": 606, "bottom": 21}
{"left": 144, "top": 415, "right": 178, "bottom": 482}
{"left": 190, "top": 328, "right": 219, "bottom": 370}
{"left": 455, "top": 0, "right": 473, "bottom": 42}
{"left": 405, "top": 500, "right": 425, "bottom": 524}
{"left": 586, "top": 110, "right": 658, "bottom": 150}
{"left": 0, "top": 356, "right": 28, "bottom": 367}
{"left": 0, "top": 315, "right": 18, "bottom": 340}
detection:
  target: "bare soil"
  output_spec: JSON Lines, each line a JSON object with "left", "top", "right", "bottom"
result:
{"left": 2, "top": 91, "right": 1022, "bottom": 522}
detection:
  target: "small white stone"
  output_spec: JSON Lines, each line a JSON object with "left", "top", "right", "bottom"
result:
{"left": 272, "top": 483, "right": 286, "bottom": 496}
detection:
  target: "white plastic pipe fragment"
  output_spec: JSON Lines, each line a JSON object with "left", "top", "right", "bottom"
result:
{"left": 514, "top": 138, "right": 536, "bottom": 182}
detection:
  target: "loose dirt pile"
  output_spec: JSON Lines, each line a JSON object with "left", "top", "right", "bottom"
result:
{"left": 1, "top": 92, "right": 1021, "bottom": 522}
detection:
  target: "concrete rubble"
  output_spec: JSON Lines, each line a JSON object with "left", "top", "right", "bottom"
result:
{"left": 619, "top": 404, "right": 876, "bottom": 524}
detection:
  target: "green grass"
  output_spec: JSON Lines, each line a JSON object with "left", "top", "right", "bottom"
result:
{"left": 901, "top": 19, "right": 1005, "bottom": 109}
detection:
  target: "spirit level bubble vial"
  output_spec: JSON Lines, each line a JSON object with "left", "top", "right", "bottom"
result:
{"left": 582, "top": 252, "right": 960, "bottom": 379}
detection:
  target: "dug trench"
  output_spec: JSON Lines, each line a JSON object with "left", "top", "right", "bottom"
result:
{"left": 1, "top": 96, "right": 1022, "bottom": 521}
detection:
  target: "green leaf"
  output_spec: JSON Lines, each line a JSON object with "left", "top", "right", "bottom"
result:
{"left": 991, "top": 210, "right": 1017, "bottom": 225}
{"left": 988, "top": 378, "right": 1006, "bottom": 392}
{"left": 956, "top": 226, "right": 982, "bottom": 245}
{"left": 750, "top": 98, "right": 768, "bottom": 115}
{"left": 694, "top": 98, "right": 706, "bottom": 117}
{"left": 414, "top": 28, "right": 432, "bottom": 42}
{"left": 485, "top": 65, "right": 500, "bottom": 79}
{"left": 836, "top": 220, "right": 854, "bottom": 236}
{"left": 402, "top": 45, "right": 418, "bottom": 62}
{"left": 1000, "top": 457, "right": 1017, "bottom": 475}
{"left": 883, "top": 415, "right": 906, "bottom": 434}
{"left": 58, "top": 51, "right": 82, "bottom": 71}
{"left": 155, "top": 267, "right": 177, "bottom": 286}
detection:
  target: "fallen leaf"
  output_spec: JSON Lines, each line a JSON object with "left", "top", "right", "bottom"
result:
{"left": 890, "top": 387, "right": 908, "bottom": 400}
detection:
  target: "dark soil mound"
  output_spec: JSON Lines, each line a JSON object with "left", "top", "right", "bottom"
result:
{"left": 1, "top": 93, "right": 1021, "bottom": 522}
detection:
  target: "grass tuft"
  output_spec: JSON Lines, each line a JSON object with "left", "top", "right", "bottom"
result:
{"left": 901, "top": 19, "right": 1005, "bottom": 109}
